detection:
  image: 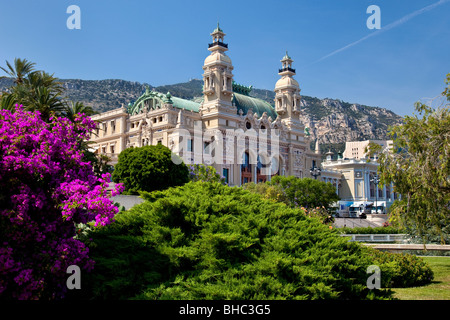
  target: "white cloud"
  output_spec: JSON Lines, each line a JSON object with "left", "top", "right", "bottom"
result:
{"left": 312, "top": 0, "right": 450, "bottom": 64}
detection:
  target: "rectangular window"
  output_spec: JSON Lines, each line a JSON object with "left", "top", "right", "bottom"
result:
{"left": 187, "top": 139, "right": 193, "bottom": 152}
{"left": 356, "top": 181, "right": 363, "bottom": 198}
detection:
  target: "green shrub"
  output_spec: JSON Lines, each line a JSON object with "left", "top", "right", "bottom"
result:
{"left": 267, "top": 176, "right": 340, "bottom": 211}
{"left": 80, "top": 182, "right": 399, "bottom": 300}
{"left": 111, "top": 144, "right": 189, "bottom": 194}
{"left": 338, "top": 226, "right": 402, "bottom": 234}
{"left": 243, "top": 176, "right": 338, "bottom": 224}
{"left": 367, "top": 248, "right": 434, "bottom": 288}
{"left": 78, "top": 182, "right": 433, "bottom": 300}
{"left": 187, "top": 164, "right": 225, "bottom": 184}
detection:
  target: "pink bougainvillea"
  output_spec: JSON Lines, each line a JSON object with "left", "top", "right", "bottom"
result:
{"left": 0, "top": 105, "right": 124, "bottom": 299}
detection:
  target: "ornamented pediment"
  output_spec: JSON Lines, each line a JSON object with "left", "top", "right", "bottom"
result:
{"left": 128, "top": 88, "right": 174, "bottom": 116}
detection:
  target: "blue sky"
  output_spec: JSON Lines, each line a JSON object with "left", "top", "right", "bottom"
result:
{"left": 1, "top": 0, "right": 449, "bottom": 116}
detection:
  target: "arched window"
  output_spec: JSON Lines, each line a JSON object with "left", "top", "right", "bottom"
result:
{"left": 241, "top": 152, "right": 252, "bottom": 184}
{"left": 242, "top": 152, "right": 250, "bottom": 171}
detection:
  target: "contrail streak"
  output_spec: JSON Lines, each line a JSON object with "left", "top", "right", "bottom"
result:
{"left": 311, "top": 0, "right": 450, "bottom": 65}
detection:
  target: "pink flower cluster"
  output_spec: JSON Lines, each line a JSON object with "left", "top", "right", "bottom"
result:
{"left": 0, "top": 105, "right": 124, "bottom": 299}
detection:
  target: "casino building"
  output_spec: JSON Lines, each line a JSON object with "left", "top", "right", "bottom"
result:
{"left": 89, "top": 24, "right": 327, "bottom": 187}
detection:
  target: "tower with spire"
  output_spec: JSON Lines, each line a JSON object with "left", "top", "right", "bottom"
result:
{"left": 273, "top": 52, "right": 321, "bottom": 176}
{"left": 201, "top": 23, "right": 234, "bottom": 112}
{"left": 274, "top": 52, "right": 302, "bottom": 123}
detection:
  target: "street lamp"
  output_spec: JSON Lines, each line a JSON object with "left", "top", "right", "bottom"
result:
{"left": 310, "top": 166, "right": 321, "bottom": 180}
{"left": 370, "top": 174, "right": 380, "bottom": 214}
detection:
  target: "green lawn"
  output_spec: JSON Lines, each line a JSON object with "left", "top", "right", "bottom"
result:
{"left": 393, "top": 256, "right": 450, "bottom": 300}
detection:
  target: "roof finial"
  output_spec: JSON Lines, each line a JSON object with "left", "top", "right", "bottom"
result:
{"left": 214, "top": 20, "right": 223, "bottom": 32}
{"left": 283, "top": 51, "right": 291, "bottom": 60}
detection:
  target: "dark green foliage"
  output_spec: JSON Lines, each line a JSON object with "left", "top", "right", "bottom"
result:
{"left": 187, "top": 164, "right": 225, "bottom": 184}
{"left": 367, "top": 75, "right": 450, "bottom": 244}
{"left": 338, "top": 226, "right": 402, "bottom": 234}
{"left": 79, "top": 181, "right": 417, "bottom": 300}
{"left": 269, "top": 176, "right": 340, "bottom": 210}
{"left": 60, "top": 79, "right": 151, "bottom": 114}
{"left": 111, "top": 144, "right": 189, "bottom": 194}
{"left": 244, "top": 176, "right": 340, "bottom": 213}
{"left": 368, "top": 248, "right": 434, "bottom": 288}
{"left": 155, "top": 79, "right": 203, "bottom": 100}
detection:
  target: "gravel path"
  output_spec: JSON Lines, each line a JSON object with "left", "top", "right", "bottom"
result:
{"left": 111, "top": 194, "right": 145, "bottom": 210}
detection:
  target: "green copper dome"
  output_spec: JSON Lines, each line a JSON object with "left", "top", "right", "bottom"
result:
{"left": 127, "top": 89, "right": 200, "bottom": 115}
{"left": 232, "top": 92, "right": 277, "bottom": 120}
{"left": 171, "top": 96, "right": 200, "bottom": 112}
{"left": 127, "top": 82, "right": 277, "bottom": 120}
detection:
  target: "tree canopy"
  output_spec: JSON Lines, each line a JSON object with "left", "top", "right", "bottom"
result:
{"left": 111, "top": 144, "right": 190, "bottom": 194}
{"left": 368, "top": 73, "right": 450, "bottom": 244}
{"left": 243, "top": 176, "right": 339, "bottom": 224}
{"left": 1, "top": 58, "right": 96, "bottom": 121}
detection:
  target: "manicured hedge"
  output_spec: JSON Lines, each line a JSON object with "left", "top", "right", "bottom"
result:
{"left": 78, "top": 182, "right": 433, "bottom": 300}
{"left": 338, "top": 226, "right": 402, "bottom": 234}
{"left": 368, "top": 248, "right": 434, "bottom": 288}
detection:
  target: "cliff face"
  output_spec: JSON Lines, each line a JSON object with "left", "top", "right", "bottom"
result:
{"left": 251, "top": 88, "right": 403, "bottom": 146}
{"left": 298, "top": 98, "right": 403, "bottom": 145}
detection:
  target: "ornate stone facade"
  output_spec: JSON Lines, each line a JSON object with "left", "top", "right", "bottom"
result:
{"left": 89, "top": 25, "right": 322, "bottom": 186}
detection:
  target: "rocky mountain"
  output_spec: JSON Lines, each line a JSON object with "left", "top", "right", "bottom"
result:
{"left": 0, "top": 78, "right": 403, "bottom": 153}
{"left": 249, "top": 87, "right": 403, "bottom": 150}
{"left": 0, "top": 78, "right": 152, "bottom": 114}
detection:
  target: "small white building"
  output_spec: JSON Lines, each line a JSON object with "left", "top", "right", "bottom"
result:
{"left": 320, "top": 140, "right": 398, "bottom": 217}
